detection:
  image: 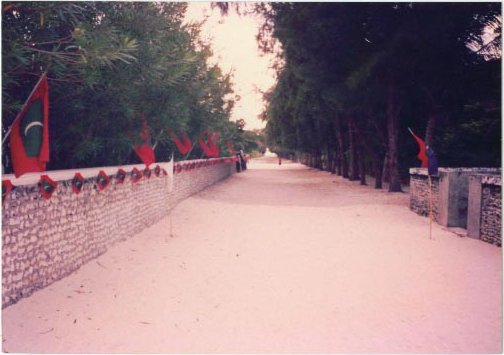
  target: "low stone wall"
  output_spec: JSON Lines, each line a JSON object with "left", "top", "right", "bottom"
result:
{"left": 409, "top": 169, "right": 440, "bottom": 222}
{"left": 2, "top": 158, "right": 235, "bottom": 308}
{"left": 410, "top": 167, "right": 501, "bottom": 246}
{"left": 480, "top": 176, "right": 502, "bottom": 246}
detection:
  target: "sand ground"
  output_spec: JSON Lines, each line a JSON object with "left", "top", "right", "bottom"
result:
{"left": 2, "top": 157, "right": 502, "bottom": 353}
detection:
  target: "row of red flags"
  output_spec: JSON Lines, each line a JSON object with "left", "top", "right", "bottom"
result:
{"left": 7, "top": 73, "right": 238, "bottom": 178}
{"left": 2, "top": 167, "right": 165, "bottom": 204}
{"left": 2, "top": 158, "right": 235, "bottom": 205}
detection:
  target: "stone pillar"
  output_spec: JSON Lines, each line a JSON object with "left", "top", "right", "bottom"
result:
{"left": 438, "top": 170, "right": 470, "bottom": 228}
{"left": 467, "top": 175, "right": 483, "bottom": 239}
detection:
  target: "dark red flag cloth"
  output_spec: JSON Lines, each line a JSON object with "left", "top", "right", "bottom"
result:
{"left": 207, "top": 131, "right": 220, "bottom": 157}
{"left": 408, "top": 128, "right": 428, "bottom": 168}
{"left": 131, "top": 167, "right": 143, "bottom": 183}
{"left": 116, "top": 169, "right": 126, "bottom": 184}
{"left": 226, "top": 141, "right": 235, "bottom": 155}
{"left": 199, "top": 131, "right": 220, "bottom": 158}
{"left": 39, "top": 174, "right": 57, "bottom": 200}
{"left": 2, "top": 180, "right": 13, "bottom": 206}
{"left": 10, "top": 73, "right": 50, "bottom": 177}
{"left": 171, "top": 131, "right": 192, "bottom": 155}
{"left": 71, "top": 173, "right": 84, "bottom": 194}
{"left": 133, "top": 118, "right": 155, "bottom": 168}
{"left": 198, "top": 136, "right": 212, "bottom": 157}
{"left": 97, "top": 170, "right": 110, "bottom": 190}
{"left": 133, "top": 144, "right": 155, "bottom": 167}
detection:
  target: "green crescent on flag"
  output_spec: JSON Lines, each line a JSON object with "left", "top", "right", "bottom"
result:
{"left": 10, "top": 72, "right": 50, "bottom": 177}
{"left": 21, "top": 98, "right": 44, "bottom": 157}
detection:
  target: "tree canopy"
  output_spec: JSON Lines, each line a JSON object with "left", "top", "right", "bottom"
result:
{"left": 2, "top": 1, "right": 254, "bottom": 171}
{"left": 256, "top": 2, "right": 501, "bottom": 191}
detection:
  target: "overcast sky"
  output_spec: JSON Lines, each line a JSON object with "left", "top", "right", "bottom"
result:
{"left": 184, "top": 2, "right": 277, "bottom": 131}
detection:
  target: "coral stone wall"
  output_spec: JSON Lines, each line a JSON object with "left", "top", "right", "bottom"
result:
{"left": 480, "top": 176, "right": 502, "bottom": 247}
{"left": 409, "top": 172, "right": 440, "bottom": 222}
{"left": 2, "top": 159, "right": 235, "bottom": 308}
{"left": 410, "top": 167, "right": 501, "bottom": 247}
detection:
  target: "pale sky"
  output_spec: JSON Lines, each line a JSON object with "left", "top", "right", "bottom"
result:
{"left": 184, "top": 2, "right": 277, "bottom": 130}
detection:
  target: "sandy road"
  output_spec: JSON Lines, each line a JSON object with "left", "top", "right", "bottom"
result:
{"left": 2, "top": 157, "right": 502, "bottom": 353}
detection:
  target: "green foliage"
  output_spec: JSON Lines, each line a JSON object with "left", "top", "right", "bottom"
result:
{"left": 2, "top": 2, "right": 248, "bottom": 170}
{"left": 257, "top": 2, "right": 501, "bottom": 180}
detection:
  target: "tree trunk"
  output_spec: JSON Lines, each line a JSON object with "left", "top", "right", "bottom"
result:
{"left": 354, "top": 120, "right": 383, "bottom": 189}
{"left": 353, "top": 118, "right": 383, "bottom": 189}
{"left": 336, "top": 144, "right": 342, "bottom": 176}
{"left": 374, "top": 160, "right": 383, "bottom": 189}
{"left": 325, "top": 145, "right": 333, "bottom": 173}
{"left": 330, "top": 149, "right": 337, "bottom": 174}
{"left": 314, "top": 152, "right": 320, "bottom": 169}
{"left": 334, "top": 118, "right": 348, "bottom": 178}
{"left": 382, "top": 154, "right": 389, "bottom": 183}
{"left": 386, "top": 79, "right": 403, "bottom": 192}
{"left": 358, "top": 146, "right": 367, "bottom": 185}
{"left": 348, "top": 117, "right": 359, "bottom": 181}
{"left": 332, "top": 122, "right": 341, "bottom": 175}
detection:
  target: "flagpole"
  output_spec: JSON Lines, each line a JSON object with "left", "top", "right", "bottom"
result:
{"left": 184, "top": 141, "right": 197, "bottom": 160}
{"left": 428, "top": 175, "right": 433, "bottom": 240}
{"left": 2, "top": 71, "right": 48, "bottom": 145}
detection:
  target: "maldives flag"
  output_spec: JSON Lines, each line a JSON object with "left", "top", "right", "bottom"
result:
{"left": 171, "top": 131, "right": 192, "bottom": 155}
{"left": 198, "top": 131, "right": 220, "bottom": 158}
{"left": 133, "top": 117, "right": 155, "bottom": 168}
{"left": 133, "top": 144, "right": 155, "bottom": 167}
{"left": 407, "top": 128, "right": 428, "bottom": 168}
{"left": 10, "top": 73, "right": 50, "bottom": 177}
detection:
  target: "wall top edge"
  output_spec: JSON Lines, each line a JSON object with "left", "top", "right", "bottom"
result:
{"left": 410, "top": 167, "right": 501, "bottom": 176}
{"left": 2, "top": 157, "right": 232, "bottom": 187}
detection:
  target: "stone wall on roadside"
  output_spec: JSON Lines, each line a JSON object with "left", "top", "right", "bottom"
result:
{"left": 479, "top": 176, "right": 501, "bottom": 247}
{"left": 2, "top": 158, "right": 235, "bottom": 308}
{"left": 409, "top": 169, "right": 440, "bottom": 222}
{"left": 410, "top": 167, "right": 501, "bottom": 247}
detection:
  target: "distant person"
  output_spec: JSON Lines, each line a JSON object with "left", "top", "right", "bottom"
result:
{"left": 278, "top": 156, "right": 282, "bottom": 165}
{"left": 235, "top": 152, "right": 242, "bottom": 172}
{"left": 239, "top": 150, "right": 247, "bottom": 171}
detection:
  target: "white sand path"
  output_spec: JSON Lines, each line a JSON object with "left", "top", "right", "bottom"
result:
{"left": 2, "top": 157, "right": 502, "bottom": 353}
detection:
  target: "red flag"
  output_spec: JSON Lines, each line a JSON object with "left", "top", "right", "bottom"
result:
{"left": 199, "top": 131, "right": 220, "bottom": 158}
{"left": 39, "top": 174, "right": 57, "bottom": 200}
{"left": 131, "top": 167, "right": 143, "bottom": 183}
{"left": 116, "top": 169, "right": 127, "bottom": 184}
{"left": 2, "top": 180, "right": 13, "bottom": 206}
{"left": 226, "top": 141, "right": 235, "bottom": 155}
{"left": 10, "top": 73, "right": 50, "bottom": 177}
{"left": 207, "top": 131, "right": 220, "bottom": 157}
{"left": 408, "top": 128, "right": 428, "bottom": 168}
{"left": 71, "top": 173, "right": 84, "bottom": 194}
{"left": 96, "top": 170, "right": 110, "bottom": 190}
{"left": 171, "top": 131, "right": 192, "bottom": 155}
{"left": 133, "top": 117, "right": 155, "bottom": 168}
{"left": 198, "top": 136, "right": 212, "bottom": 157}
{"left": 133, "top": 144, "right": 155, "bottom": 167}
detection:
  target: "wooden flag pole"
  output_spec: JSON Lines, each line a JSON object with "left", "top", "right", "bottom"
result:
{"left": 428, "top": 175, "right": 433, "bottom": 240}
{"left": 170, "top": 212, "right": 174, "bottom": 238}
